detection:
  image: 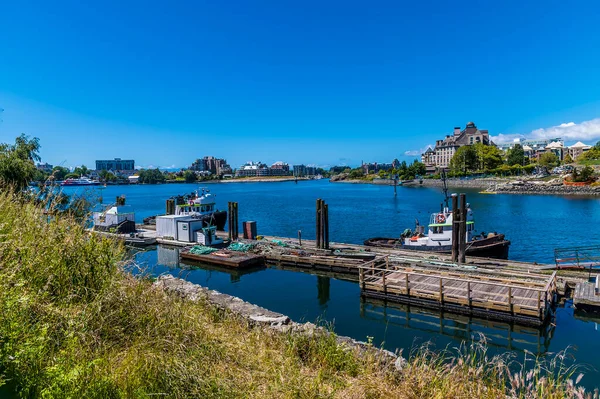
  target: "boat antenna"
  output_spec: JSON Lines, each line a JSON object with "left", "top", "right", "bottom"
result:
{"left": 441, "top": 169, "right": 449, "bottom": 208}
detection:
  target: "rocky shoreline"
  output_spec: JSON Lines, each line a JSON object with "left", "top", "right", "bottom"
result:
{"left": 330, "top": 175, "right": 600, "bottom": 196}
{"left": 155, "top": 275, "right": 404, "bottom": 369}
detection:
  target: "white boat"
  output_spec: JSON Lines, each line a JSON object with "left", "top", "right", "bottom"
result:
{"left": 61, "top": 177, "right": 101, "bottom": 186}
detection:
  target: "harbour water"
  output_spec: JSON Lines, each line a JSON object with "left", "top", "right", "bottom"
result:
{"left": 65, "top": 180, "right": 600, "bottom": 388}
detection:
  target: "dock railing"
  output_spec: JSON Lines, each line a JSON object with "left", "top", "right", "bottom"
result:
{"left": 358, "top": 259, "right": 556, "bottom": 321}
{"left": 554, "top": 245, "right": 600, "bottom": 271}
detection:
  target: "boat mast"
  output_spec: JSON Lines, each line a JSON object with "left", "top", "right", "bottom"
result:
{"left": 441, "top": 169, "right": 450, "bottom": 209}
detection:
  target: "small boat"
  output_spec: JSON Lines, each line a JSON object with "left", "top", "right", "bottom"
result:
{"left": 144, "top": 188, "right": 227, "bottom": 231}
{"left": 61, "top": 177, "right": 101, "bottom": 186}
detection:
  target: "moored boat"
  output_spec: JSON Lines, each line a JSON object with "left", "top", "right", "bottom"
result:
{"left": 144, "top": 188, "right": 227, "bottom": 231}
{"left": 364, "top": 204, "right": 510, "bottom": 259}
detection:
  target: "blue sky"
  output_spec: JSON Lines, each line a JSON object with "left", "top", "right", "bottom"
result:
{"left": 1, "top": 0, "right": 600, "bottom": 170}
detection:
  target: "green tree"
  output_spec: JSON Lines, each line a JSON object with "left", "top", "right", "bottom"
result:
{"left": 73, "top": 165, "right": 89, "bottom": 177}
{"left": 538, "top": 152, "right": 559, "bottom": 167}
{"left": 0, "top": 134, "right": 41, "bottom": 192}
{"left": 138, "top": 168, "right": 166, "bottom": 184}
{"left": 51, "top": 166, "right": 69, "bottom": 180}
{"left": 184, "top": 170, "right": 197, "bottom": 183}
{"left": 578, "top": 147, "right": 600, "bottom": 161}
{"left": 449, "top": 146, "right": 478, "bottom": 173}
{"left": 474, "top": 143, "right": 503, "bottom": 170}
{"left": 595, "top": 141, "right": 600, "bottom": 150}
{"left": 506, "top": 144, "right": 525, "bottom": 166}
{"left": 563, "top": 153, "right": 574, "bottom": 164}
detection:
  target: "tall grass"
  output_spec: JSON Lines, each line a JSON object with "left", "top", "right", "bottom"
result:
{"left": 0, "top": 191, "right": 595, "bottom": 398}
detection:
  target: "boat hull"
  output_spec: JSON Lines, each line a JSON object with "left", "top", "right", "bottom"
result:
{"left": 364, "top": 235, "right": 510, "bottom": 260}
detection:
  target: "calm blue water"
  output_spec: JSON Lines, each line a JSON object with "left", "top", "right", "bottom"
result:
{"left": 62, "top": 181, "right": 600, "bottom": 388}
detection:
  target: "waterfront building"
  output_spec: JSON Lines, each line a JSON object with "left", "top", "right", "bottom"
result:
{"left": 293, "top": 164, "right": 317, "bottom": 177}
{"left": 270, "top": 161, "right": 290, "bottom": 176}
{"left": 235, "top": 161, "right": 270, "bottom": 177}
{"left": 190, "top": 156, "right": 231, "bottom": 176}
{"left": 36, "top": 162, "right": 53, "bottom": 173}
{"left": 496, "top": 137, "right": 564, "bottom": 161}
{"left": 568, "top": 141, "right": 592, "bottom": 160}
{"left": 421, "top": 122, "right": 491, "bottom": 171}
{"left": 96, "top": 158, "right": 135, "bottom": 172}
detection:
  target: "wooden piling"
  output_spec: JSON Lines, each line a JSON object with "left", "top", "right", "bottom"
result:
{"left": 324, "top": 203, "right": 329, "bottom": 250}
{"left": 316, "top": 199, "right": 322, "bottom": 249}
{"left": 451, "top": 194, "right": 459, "bottom": 262}
{"left": 458, "top": 193, "right": 467, "bottom": 264}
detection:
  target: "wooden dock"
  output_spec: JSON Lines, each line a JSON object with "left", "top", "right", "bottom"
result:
{"left": 573, "top": 277, "right": 600, "bottom": 312}
{"left": 181, "top": 249, "right": 264, "bottom": 269}
{"left": 359, "top": 258, "right": 557, "bottom": 326}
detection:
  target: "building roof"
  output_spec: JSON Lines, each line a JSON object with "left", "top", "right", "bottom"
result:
{"left": 545, "top": 141, "right": 564, "bottom": 149}
{"left": 522, "top": 145, "right": 533, "bottom": 151}
{"left": 569, "top": 141, "right": 591, "bottom": 149}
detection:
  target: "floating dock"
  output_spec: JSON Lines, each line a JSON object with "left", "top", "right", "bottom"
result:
{"left": 358, "top": 258, "right": 557, "bottom": 326}
{"left": 573, "top": 276, "right": 600, "bottom": 312}
{"left": 180, "top": 248, "right": 264, "bottom": 269}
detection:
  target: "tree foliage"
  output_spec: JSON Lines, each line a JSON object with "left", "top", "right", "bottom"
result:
{"left": 474, "top": 143, "right": 504, "bottom": 170}
{"left": 137, "top": 168, "right": 166, "bottom": 184}
{"left": 578, "top": 147, "right": 600, "bottom": 161}
{"left": 51, "top": 166, "right": 69, "bottom": 180}
{"left": 506, "top": 144, "right": 525, "bottom": 166}
{"left": 0, "top": 134, "right": 41, "bottom": 192}
{"left": 563, "top": 153, "right": 574, "bottom": 164}
{"left": 184, "top": 170, "right": 197, "bottom": 183}
{"left": 538, "top": 152, "right": 559, "bottom": 167}
{"left": 449, "top": 146, "right": 478, "bottom": 172}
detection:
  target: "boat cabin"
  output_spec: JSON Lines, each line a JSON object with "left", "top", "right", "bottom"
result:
{"left": 175, "top": 189, "right": 217, "bottom": 217}
{"left": 404, "top": 206, "right": 475, "bottom": 247}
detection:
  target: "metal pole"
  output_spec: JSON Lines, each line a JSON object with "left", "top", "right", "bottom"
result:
{"left": 451, "top": 194, "right": 459, "bottom": 262}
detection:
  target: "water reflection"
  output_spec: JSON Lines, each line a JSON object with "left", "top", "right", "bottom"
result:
{"left": 360, "top": 298, "right": 554, "bottom": 354}
{"left": 317, "top": 276, "right": 330, "bottom": 306}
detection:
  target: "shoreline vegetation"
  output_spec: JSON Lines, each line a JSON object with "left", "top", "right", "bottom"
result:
{"left": 0, "top": 193, "right": 595, "bottom": 397}
{"left": 330, "top": 175, "right": 600, "bottom": 196}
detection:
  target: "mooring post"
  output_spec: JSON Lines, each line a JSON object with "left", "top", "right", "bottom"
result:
{"left": 451, "top": 194, "right": 459, "bottom": 262}
{"left": 298, "top": 230, "right": 302, "bottom": 246}
{"left": 233, "top": 202, "right": 239, "bottom": 240}
{"left": 458, "top": 193, "right": 467, "bottom": 264}
{"left": 227, "top": 202, "right": 232, "bottom": 240}
{"left": 324, "top": 203, "right": 329, "bottom": 250}
{"left": 316, "top": 199, "right": 322, "bottom": 249}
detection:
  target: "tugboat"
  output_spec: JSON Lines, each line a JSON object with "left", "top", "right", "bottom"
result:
{"left": 364, "top": 206, "right": 510, "bottom": 259}
{"left": 144, "top": 188, "right": 227, "bottom": 231}
{"left": 364, "top": 172, "right": 510, "bottom": 259}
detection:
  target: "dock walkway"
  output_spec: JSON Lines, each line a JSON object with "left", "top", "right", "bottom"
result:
{"left": 359, "top": 258, "right": 557, "bottom": 326}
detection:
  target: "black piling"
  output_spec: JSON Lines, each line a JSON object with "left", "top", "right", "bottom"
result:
{"left": 451, "top": 194, "right": 459, "bottom": 262}
{"left": 166, "top": 199, "right": 175, "bottom": 215}
{"left": 315, "top": 199, "right": 330, "bottom": 249}
{"left": 458, "top": 193, "right": 467, "bottom": 264}
{"left": 228, "top": 202, "right": 239, "bottom": 240}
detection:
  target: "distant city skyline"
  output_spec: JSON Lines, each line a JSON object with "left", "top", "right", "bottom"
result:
{"left": 2, "top": 1, "right": 600, "bottom": 169}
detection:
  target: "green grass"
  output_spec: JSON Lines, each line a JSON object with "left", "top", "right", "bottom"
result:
{"left": 576, "top": 159, "right": 600, "bottom": 166}
{"left": 0, "top": 191, "right": 595, "bottom": 398}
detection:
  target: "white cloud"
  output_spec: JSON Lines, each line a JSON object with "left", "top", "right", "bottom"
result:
{"left": 493, "top": 118, "right": 600, "bottom": 145}
{"left": 404, "top": 144, "right": 433, "bottom": 157}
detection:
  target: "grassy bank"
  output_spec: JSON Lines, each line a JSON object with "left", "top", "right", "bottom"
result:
{"left": 0, "top": 192, "right": 593, "bottom": 398}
